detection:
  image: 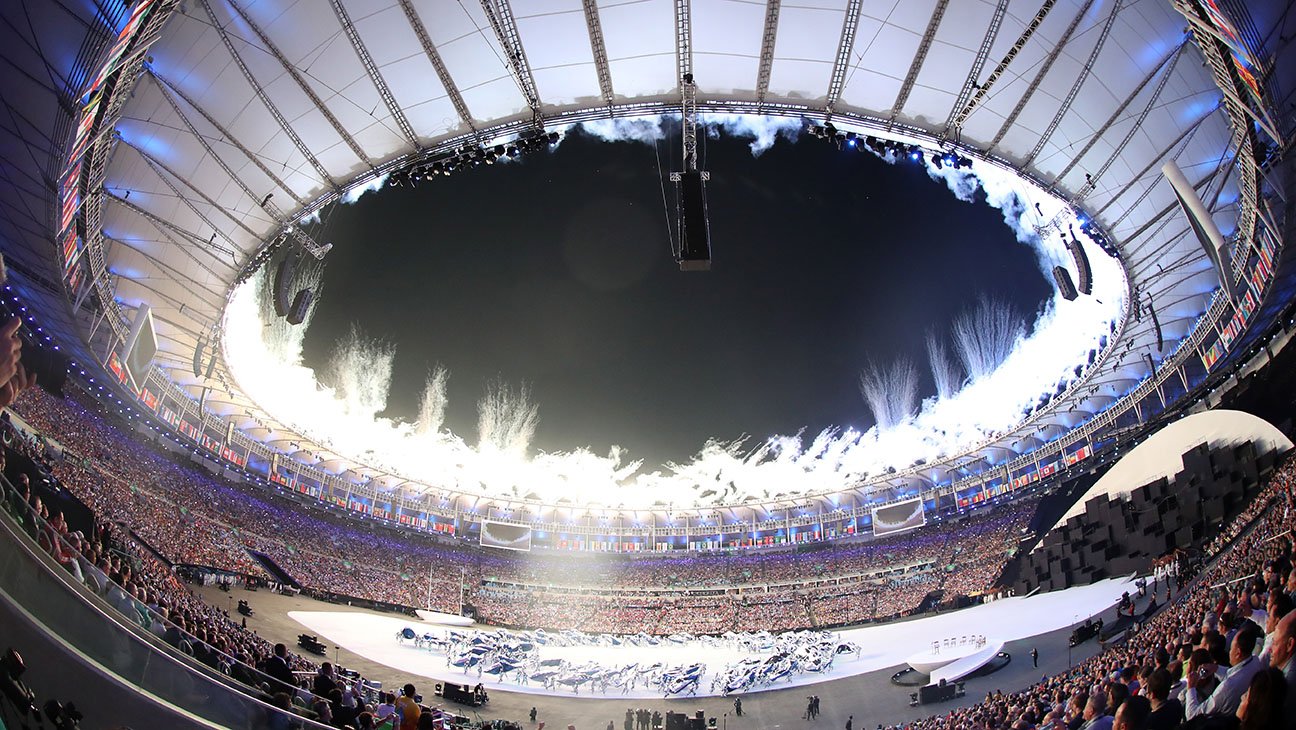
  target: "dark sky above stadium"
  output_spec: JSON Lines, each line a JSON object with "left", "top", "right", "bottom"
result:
{"left": 300, "top": 128, "right": 1051, "bottom": 465}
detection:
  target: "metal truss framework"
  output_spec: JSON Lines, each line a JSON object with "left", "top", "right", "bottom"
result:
{"left": 1053, "top": 42, "right": 1187, "bottom": 193}
{"left": 754, "top": 0, "right": 781, "bottom": 105}
{"left": 197, "top": 0, "right": 339, "bottom": 191}
{"left": 582, "top": 0, "right": 615, "bottom": 106}
{"left": 221, "top": 0, "right": 373, "bottom": 169}
{"left": 1171, "top": 0, "right": 1274, "bottom": 281}
{"left": 328, "top": 0, "right": 420, "bottom": 149}
{"left": 942, "top": 0, "right": 1011, "bottom": 136}
{"left": 949, "top": 0, "right": 1056, "bottom": 137}
{"left": 148, "top": 71, "right": 332, "bottom": 260}
{"left": 988, "top": 0, "right": 1094, "bottom": 151}
{"left": 1093, "top": 104, "right": 1218, "bottom": 219}
{"left": 1070, "top": 45, "right": 1191, "bottom": 201}
{"left": 673, "top": 0, "right": 693, "bottom": 84}
{"left": 121, "top": 139, "right": 263, "bottom": 242}
{"left": 396, "top": 0, "right": 475, "bottom": 133}
{"left": 480, "top": 0, "right": 541, "bottom": 117}
{"left": 824, "top": 0, "right": 863, "bottom": 114}
{"left": 1022, "top": 0, "right": 1122, "bottom": 168}
{"left": 149, "top": 70, "right": 303, "bottom": 208}
{"left": 118, "top": 142, "right": 242, "bottom": 257}
{"left": 890, "top": 0, "right": 950, "bottom": 125}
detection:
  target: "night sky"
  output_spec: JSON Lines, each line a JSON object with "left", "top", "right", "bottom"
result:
{"left": 299, "top": 128, "right": 1052, "bottom": 466}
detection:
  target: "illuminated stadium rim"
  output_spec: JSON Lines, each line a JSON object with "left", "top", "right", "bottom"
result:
{"left": 215, "top": 103, "right": 1131, "bottom": 507}
{"left": 57, "top": 0, "right": 1281, "bottom": 531}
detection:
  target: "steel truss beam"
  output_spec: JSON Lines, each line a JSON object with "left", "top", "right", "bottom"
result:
{"left": 673, "top": 0, "right": 693, "bottom": 84}
{"left": 942, "top": 0, "right": 1011, "bottom": 136}
{"left": 1094, "top": 104, "right": 1218, "bottom": 218}
{"left": 101, "top": 234, "right": 227, "bottom": 305}
{"left": 824, "top": 0, "right": 863, "bottom": 114}
{"left": 147, "top": 72, "right": 332, "bottom": 260}
{"left": 1054, "top": 42, "right": 1187, "bottom": 192}
{"left": 328, "top": 0, "right": 420, "bottom": 149}
{"left": 396, "top": 0, "right": 475, "bottom": 133}
{"left": 119, "top": 140, "right": 243, "bottom": 260}
{"left": 120, "top": 140, "right": 263, "bottom": 242}
{"left": 890, "top": 0, "right": 949, "bottom": 124}
{"left": 221, "top": 0, "right": 373, "bottom": 168}
{"left": 107, "top": 275, "right": 213, "bottom": 337}
{"left": 1021, "top": 1, "right": 1122, "bottom": 167}
{"left": 990, "top": 0, "right": 1094, "bottom": 150}
{"left": 755, "top": 0, "right": 780, "bottom": 105}
{"left": 105, "top": 191, "right": 233, "bottom": 281}
{"left": 198, "top": 0, "right": 342, "bottom": 190}
{"left": 949, "top": 0, "right": 1055, "bottom": 136}
{"left": 149, "top": 70, "right": 303, "bottom": 208}
{"left": 480, "top": 0, "right": 541, "bottom": 116}
{"left": 582, "top": 0, "right": 615, "bottom": 106}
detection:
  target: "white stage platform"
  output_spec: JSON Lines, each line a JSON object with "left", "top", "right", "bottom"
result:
{"left": 290, "top": 576, "right": 1135, "bottom": 699}
{"left": 906, "top": 634, "right": 998, "bottom": 676}
{"left": 415, "top": 610, "right": 473, "bottom": 626}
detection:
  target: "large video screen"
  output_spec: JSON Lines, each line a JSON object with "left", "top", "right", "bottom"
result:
{"left": 480, "top": 521, "right": 533, "bottom": 552}
{"left": 122, "top": 304, "right": 158, "bottom": 392}
{"left": 872, "top": 498, "right": 926, "bottom": 538}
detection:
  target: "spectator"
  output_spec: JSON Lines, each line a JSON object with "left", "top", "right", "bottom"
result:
{"left": 1235, "top": 667, "right": 1286, "bottom": 730}
{"left": 395, "top": 683, "right": 420, "bottom": 730}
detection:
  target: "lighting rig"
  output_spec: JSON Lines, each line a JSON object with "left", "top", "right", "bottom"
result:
{"left": 386, "top": 131, "right": 561, "bottom": 187}
{"left": 806, "top": 123, "right": 974, "bottom": 170}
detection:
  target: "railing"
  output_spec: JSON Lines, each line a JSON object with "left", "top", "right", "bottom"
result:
{"left": 0, "top": 472, "right": 335, "bottom": 730}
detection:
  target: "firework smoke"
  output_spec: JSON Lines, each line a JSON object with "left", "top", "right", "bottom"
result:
{"left": 416, "top": 365, "right": 449, "bottom": 436}
{"left": 477, "top": 379, "right": 539, "bottom": 455}
{"left": 952, "top": 295, "right": 1025, "bottom": 381}
{"left": 925, "top": 329, "right": 963, "bottom": 400}
{"left": 858, "top": 357, "right": 921, "bottom": 430}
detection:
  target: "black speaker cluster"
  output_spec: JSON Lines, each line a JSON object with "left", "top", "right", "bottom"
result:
{"left": 1015, "top": 439, "right": 1281, "bottom": 594}
{"left": 1053, "top": 265, "right": 1079, "bottom": 301}
{"left": 1067, "top": 236, "right": 1092, "bottom": 295}
{"left": 273, "top": 252, "right": 314, "bottom": 327}
{"left": 387, "top": 131, "right": 561, "bottom": 187}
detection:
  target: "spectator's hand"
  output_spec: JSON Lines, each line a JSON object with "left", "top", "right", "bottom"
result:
{"left": 0, "top": 316, "right": 21, "bottom": 387}
{"left": 0, "top": 363, "right": 34, "bottom": 408}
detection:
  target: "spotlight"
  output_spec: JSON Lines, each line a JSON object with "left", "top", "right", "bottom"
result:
{"left": 908, "top": 147, "right": 923, "bottom": 163}
{"left": 824, "top": 122, "right": 837, "bottom": 137}
{"left": 506, "top": 145, "right": 519, "bottom": 158}
{"left": 547, "top": 131, "right": 560, "bottom": 144}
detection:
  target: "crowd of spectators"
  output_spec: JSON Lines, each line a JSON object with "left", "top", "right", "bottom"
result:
{"left": 8, "top": 385, "right": 1030, "bottom": 634}
{"left": 4, "top": 299, "right": 1295, "bottom": 730}
{"left": 887, "top": 456, "right": 1296, "bottom": 730}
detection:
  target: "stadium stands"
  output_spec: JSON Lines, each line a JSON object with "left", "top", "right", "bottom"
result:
{"left": 8, "top": 386, "right": 1032, "bottom": 633}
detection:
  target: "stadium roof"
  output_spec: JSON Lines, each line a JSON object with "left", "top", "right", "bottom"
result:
{"left": 0, "top": 0, "right": 1288, "bottom": 517}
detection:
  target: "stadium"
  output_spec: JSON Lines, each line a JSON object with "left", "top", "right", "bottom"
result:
{"left": 0, "top": 0, "right": 1294, "bottom": 728}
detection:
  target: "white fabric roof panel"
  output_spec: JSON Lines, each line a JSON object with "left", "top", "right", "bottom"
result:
{"left": 837, "top": 7, "right": 914, "bottom": 114}
{"left": 598, "top": 0, "right": 679, "bottom": 101}
{"left": 766, "top": 2, "right": 849, "bottom": 102}
{"left": 690, "top": 0, "right": 763, "bottom": 99}
{"left": 516, "top": 2, "right": 602, "bottom": 107}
